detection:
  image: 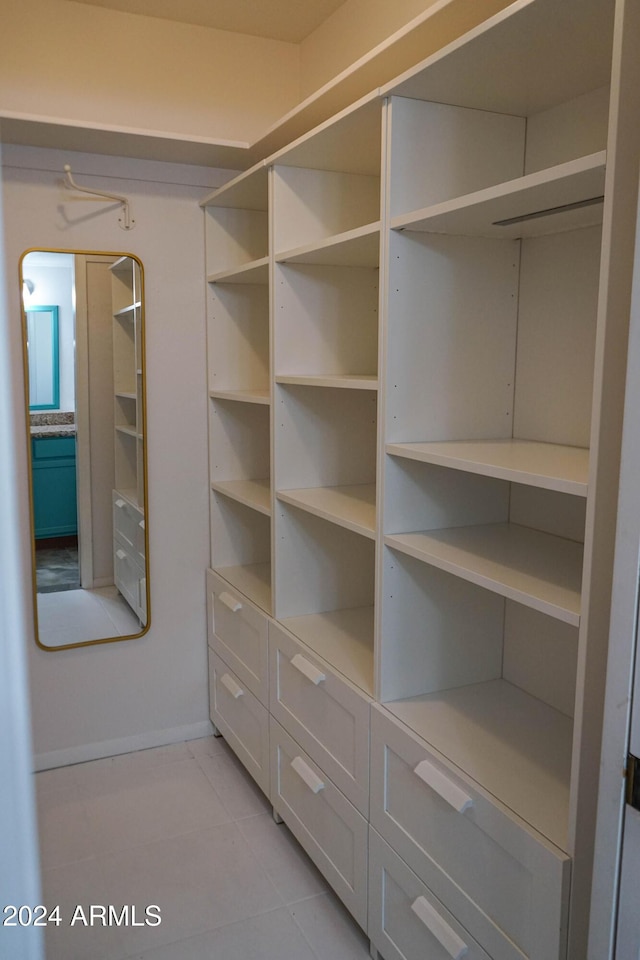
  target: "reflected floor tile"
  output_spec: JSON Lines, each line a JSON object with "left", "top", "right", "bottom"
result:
{"left": 36, "top": 546, "right": 80, "bottom": 593}
{"left": 93, "top": 587, "right": 142, "bottom": 635}
{"left": 36, "top": 587, "right": 142, "bottom": 646}
{"left": 100, "top": 823, "right": 283, "bottom": 954}
{"left": 37, "top": 590, "right": 122, "bottom": 645}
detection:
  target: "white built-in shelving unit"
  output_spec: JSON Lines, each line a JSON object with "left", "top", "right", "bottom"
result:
{"left": 203, "top": 2, "right": 640, "bottom": 957}
{"left": 203, "top": 164, "right": 273, "bottom": 614}
{"left": 110, "top": 256, "right": 147, "bottom": 625}
{"left": 111, "top": 256, "right": 145, "bottom": 508}
{"left": 270, "top": 95, "right": 382, "bottom": 700}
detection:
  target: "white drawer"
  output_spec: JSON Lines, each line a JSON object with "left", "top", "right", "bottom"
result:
{"left": 209, "top": 651, "right": 270, "bottom": 797}
{"left": 113, "top": 542, "right": 144, "bottom": 621}
{"left": 369, "top": 827, "right": 492, "bottom": 960}
{"left": 113, "top": 492, "right": 145, "bottom": 567}
{"left": 269, "top": 621, "right": 370, "bottom": 816}
{"left": 270, "top": 718, "right": 368, "bottom": 930}
{"left": 207, "top": 569, "right": 269, "bottom": 706}
{"left": 370, "top": 706, "right": 570, "bottom": 960}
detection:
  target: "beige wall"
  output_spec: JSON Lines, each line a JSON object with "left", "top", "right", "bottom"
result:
{"left": 1, "top": 0, "right": 517, "bottom": 148}
{"left": 299, "top": 0, "right": 517, "bottom": 99}
{"left": 300, "top": 0, "right": 441, "bottom": 96}
{"left": 0, "top": 0, "right": 300, "bottom": 143}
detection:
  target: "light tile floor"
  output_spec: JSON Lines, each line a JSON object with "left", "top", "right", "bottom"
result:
{"left": 36, "top": 736, "right": 372, "bottom": 960}
{"left": 37, "top": 587, "right": 142, "bottom": 648}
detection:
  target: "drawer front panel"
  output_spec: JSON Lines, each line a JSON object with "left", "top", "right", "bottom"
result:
{"left": 113, "top": 492, "right": 145, "bottom": 566}
{"left": 32, "top": 436, "right": 76, "bottom": 459}
{"left": 270, "top": 718, "right": 368, "bottom": 929}
{"left": 114, "top": 543, "right": 144, "bottom": 620}
{"left": 207, "top": 569, "right": 269, "bottom": 705}
{"left": 209, "top": 651, "right": 270, "bottom": 797}
{"left": 369, "top": 828, "right": 491, "bottom": 960}
{"left": 269, "top": 622, "right": 370, "bottom": 815}
{"left": 370, "top": 706, "right": 570, "bottom": 960}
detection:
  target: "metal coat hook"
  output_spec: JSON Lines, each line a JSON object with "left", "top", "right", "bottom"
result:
{"left": 63, "top": 165, "right": 135, "bottom": 230}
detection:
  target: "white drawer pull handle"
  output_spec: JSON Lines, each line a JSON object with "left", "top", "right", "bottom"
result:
{"left": 291, "top": 756, "right": 325, "bottom": 794}
{"left": 116, "top": 549, "right": 127, "bottom": 560}
{"left": 291, "top": 654, "right": 326, "bottom": 685}
{"left": 411, "top": 896, "right": 468, "bottom": 960}
{"left": 220, "top": 673, "right": 244, "bottom": 699}
{"left": 413, "top": 759, "right": 473, "bottom": 814}
{"left": 115, "top": 499, "right": 125, "bottom": 508}
{"left": 219, "top": 591, "right": 242, "bottom": 613}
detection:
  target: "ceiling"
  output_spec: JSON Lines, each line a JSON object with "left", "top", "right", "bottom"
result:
{"left": 68, "top": 0, "right": 348, "bottom": 42}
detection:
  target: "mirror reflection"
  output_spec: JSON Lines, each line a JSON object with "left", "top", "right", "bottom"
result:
{"left": 21, "top": 251, "right": 149, "bottom": 650}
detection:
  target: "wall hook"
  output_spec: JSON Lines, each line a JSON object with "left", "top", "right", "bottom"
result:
{"left": 63, "top": 165, "right": 135, "bottom": 230}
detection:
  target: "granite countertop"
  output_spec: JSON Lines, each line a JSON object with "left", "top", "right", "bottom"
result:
{"left": 30, "top": 412, "right": 76, "bottom": 439}
{"left": 31, "top": 424, "right": 77, "bottom": 438}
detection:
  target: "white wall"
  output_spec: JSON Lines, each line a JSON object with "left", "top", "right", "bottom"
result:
{"left": 2, "top": 144, "right": 230, "bottom": 765}
{"left": 0, "top": 137, "right": 44, "bottom": 959}
{"left": 0, "top": 0, "right": 300, "bottom": 144}
{"left": 23, "top": 255, "right": 75, "bottom": 412}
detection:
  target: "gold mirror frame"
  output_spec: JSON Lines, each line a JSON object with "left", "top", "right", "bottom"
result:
{"left": 19, "top": 247, "right": 151, "bottom": 652}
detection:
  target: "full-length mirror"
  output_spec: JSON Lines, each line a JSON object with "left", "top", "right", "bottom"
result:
{"left": 21, "top": 250, "right": 149, "bottom": 650}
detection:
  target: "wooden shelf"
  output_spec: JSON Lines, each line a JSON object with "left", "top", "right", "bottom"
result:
{"left": 115, "top": 391, "right": 137, "bottom": 401}
{"left": 385, "top": 523, "right": 582, "bottom": 626}
{"left": 384, "top": 678, "right": 572, "bottom": 851}
{"left": 276, "top": 374, "right": 378, "bottom": 391}
{"left": 211, "top": 478, "right": 271, "bottom": 516}
{"left": 281, "top": 606, "right": 374, "bottom": 696}
{"left": 110, "top": 256, "right": 132, "bottom": 274}
{"left": 113, "top": 302, "right": 140, "bottom": 319}
{"left": 115, "top": 425, "right": 142, "bottom": 440}
{"left": 381, "top": 0, "right": 613, "bottom": 120}
{"left": 277, "top": 484, "right": 375, "bottom": 539}
{"left": 386, "top": 439, "right": 589, "bottom": 497}
{"left": 392, "top": 153, "right": 606, "bottom": 239}
{"left": 276, "top": 221, "right": 380, "bottom": 267}
{"left": 207, "top": 256, "right": 269, "bottom": 285}
{"left": 200, "top": 164, "right": 269, "bottom": 210}
{"left": 209, "top": 389, "right": 270, "bottom": 405}
{"left": 214, "top": 562, "right": 272, "bottom": 615}
{"left": 267, "top": 95, "right": 382, "bottom": 177}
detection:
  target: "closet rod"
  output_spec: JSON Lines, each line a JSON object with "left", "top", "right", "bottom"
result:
{"left": 63, "top": 165, "right": 134, "bottom": 230}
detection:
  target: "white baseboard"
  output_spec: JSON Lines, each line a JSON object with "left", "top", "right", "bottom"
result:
{"left": 33, "top": 720, "right": 215, "bottom": 771}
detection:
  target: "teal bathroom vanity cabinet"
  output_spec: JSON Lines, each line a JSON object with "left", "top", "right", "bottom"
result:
{"left": 31, "top": 436, "right": 77, "bottom": 539}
